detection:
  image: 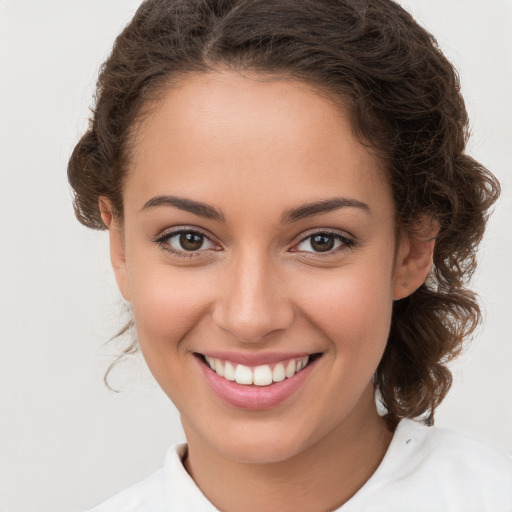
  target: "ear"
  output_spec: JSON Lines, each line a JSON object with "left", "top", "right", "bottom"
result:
{"left": 393, "top": 219, "right": 438, "bottom": 300}
{"left": 99, "top": 198, "right": 131, "bottom": 302}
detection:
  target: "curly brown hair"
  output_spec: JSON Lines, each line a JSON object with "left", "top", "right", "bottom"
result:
{"left": 67, "top": 0, "right": 500, "bottom": 424}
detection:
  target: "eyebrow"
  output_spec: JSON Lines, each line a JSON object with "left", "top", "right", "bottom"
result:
{"left": 280, "top": 197, "right": 370, "bottom": 223}
{"left": 141, "top": 195, "right": 370, "bottom": 223}
{"left": 142, "top": 195, "right": 225, "bottom": 221}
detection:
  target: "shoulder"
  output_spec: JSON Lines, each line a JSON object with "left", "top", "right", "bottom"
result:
{"left": 343, "top": 419, "right": 512, "bottom": 511}
{"left": 399, "top": 419, "right": 512, "bottom": 479}
{"left": 394, "top": 417, "right": 511, "bottom": 454}
{"left": 87, "top": 443, "right": 217, "bottom": 512}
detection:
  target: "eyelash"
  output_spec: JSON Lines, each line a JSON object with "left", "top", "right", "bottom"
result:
{"left": 154, "top": 228, "right": 218, "bottom": 259}
{"left": 154, "top": 228, "right": 355, "bottom": 259}
{"left": 291, "top": 230, "right": 356, "bottom": 257}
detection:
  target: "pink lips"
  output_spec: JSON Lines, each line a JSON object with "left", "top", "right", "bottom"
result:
{"left": 196, "top": 353, "right": 319, "bottom": 410}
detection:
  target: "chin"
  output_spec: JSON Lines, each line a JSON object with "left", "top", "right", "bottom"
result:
{"left": 214, "top": 434, "right": 307, "bottom": 465}
{"left": 200, "top": 414, "right": 331, "bottom": 465}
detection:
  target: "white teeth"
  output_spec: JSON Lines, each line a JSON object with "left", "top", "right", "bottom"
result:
{"left": 205, "top": 356, "right": 215, "bottom": 370}
{"left": 234, "top": 364, "right": 253, "bottom": 385}
{"left": 214, "top": 358, "right": 224, "bottom": 377}
{"left": 253, "top": 365, "right": 273, "bottom": 386}
{"left": 205, "top": 355, "right": 312, "bottom": 386}
{"left": 285, "top": 360, "right": 296, "bottom": 378}
{"left": 224, "top": 361, "right": 236, "bottom": 381}
{"left": 297, "top": 356, "right": 309, "bottom": 371}
{"left": 272, "top": 363, "right": 285, "bottom": 382}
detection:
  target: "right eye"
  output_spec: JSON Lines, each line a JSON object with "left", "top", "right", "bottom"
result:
{"left": 156, "top": 229, "right": 218, "bottom": 258}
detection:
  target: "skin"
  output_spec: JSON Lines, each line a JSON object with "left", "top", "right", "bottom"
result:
{"left": 100, "top": 70, "right": 434, "bottom": 512}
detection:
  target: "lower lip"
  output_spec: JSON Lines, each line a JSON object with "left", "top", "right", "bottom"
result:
{"left": 196, "top": 356, "right": 319, "bottom": 410}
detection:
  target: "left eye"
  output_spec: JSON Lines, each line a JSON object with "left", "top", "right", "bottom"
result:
{"left": 165, "top": 231, "right": 216, "bottom": 252}
{"left": 296, "top": 233, "right": 348, "bottom": 253}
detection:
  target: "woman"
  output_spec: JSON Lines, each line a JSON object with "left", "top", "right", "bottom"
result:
{"left": 67, "top": 0, "right": 512, "bottom": 510}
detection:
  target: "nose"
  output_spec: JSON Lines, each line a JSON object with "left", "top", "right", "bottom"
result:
{"left": 212, "top": 248, "right": 294, "bottom": 344}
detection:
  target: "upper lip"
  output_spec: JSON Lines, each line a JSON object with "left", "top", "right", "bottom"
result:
{"left": 195, "top": 351, "right": 318, "bottom": 367}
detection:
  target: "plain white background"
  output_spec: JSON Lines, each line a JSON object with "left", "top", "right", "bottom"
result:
{"left": 0, "top": 1, "right": 511, "bottom": 511}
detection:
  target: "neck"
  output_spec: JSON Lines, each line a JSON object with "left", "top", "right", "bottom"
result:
{"left": 182, "top": 386, "right": 395, "bottom": 512}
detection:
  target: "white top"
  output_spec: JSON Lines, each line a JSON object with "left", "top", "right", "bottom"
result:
{"left": 88, "top": 419, "right": 512, "bottom": 511}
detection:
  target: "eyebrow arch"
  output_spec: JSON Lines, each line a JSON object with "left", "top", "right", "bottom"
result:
{"left": 280, "top": 197, "right": 370, "bottom": 224}
{"left": 142, "top": 195, "right": 225, "bottom": 221}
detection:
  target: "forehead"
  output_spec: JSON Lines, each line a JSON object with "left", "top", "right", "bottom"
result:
{"left": 125, "top": 70, "right": 392, "bottom": 217}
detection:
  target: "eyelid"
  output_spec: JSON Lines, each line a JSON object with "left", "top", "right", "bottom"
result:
{"left": 153, "top": 226, "right": 356, "bottom": 259}
{"left": 155, "top": 225, "right": 218, "bottom": 242}
{"left": 289, "top": 229, "right": 356, "bottom": 254}
{"left": 154, "top": 226, "right": 221, "bottom": 257}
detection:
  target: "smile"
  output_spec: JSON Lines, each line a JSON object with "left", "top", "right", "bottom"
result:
{"left": 203, "top": 355, "right": 310, "bottom": 386}
{"left": 195, "top": 352, "right": 322, "bottom": 410}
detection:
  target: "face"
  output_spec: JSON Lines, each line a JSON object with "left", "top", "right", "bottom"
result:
{"left": 104, "top": 70, "right": 428, "bottom": 464}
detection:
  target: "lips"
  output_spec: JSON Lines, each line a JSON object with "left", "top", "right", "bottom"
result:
{"left": 195, "top": 352, "right": 321, "bottom": 409}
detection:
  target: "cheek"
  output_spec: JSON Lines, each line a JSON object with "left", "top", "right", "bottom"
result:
{"left": 127, "top": 265, "right": 217, "bottom": 408}
{"left": 128, "top": 264, "right": 213, "bottom": 357}
{"left": 294, "top": 263, "right": 394, "bottom": 356}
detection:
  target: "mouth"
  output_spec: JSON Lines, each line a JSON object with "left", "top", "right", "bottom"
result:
{"left": 195, "top": 351, "right": 322, "bottom": 409}
{"left": 195, "top": 352, "right": 322, "bottom": 387}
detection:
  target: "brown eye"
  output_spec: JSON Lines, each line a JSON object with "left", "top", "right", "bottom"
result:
{"left": 163, "top": 230, "right": 216, "bottom": 253}
{"left": 310, "top": 235, "right": 335, "bottom": 252}
{"left": 179, "top": 232, "right": 204, "bottom": 251}
{"left": 295, "top": 232, "right": 353, "bottom": 254}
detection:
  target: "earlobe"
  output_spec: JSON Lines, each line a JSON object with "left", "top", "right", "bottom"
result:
{"left": 393, "top": 223, "right": 438, "bottom": 300}
{"left": 99, "top": 198, "right": 131, "bottom": 302}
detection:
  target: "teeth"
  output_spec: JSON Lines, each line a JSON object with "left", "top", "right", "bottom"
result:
{"left": 234, "top": 364, "right": 253, "bottom": 385}
{"left": 214, "top": 358, "right": 224, "bottom": 377}
{"left": 253, "top": 365, "right": 273, "bottom": 386}
{"left": 285, "top": 359, "right": 296, "bottom": 378}
{"left": 224, "top": 361, "right": 236, "bottom": 381}
{"left": 205, "top": 355, "right": 311, "bottom": 386}
{"left": 205, "top": 356, "right": 215, "bottom": 370}
{"left": 272, "top": 363, "right": 285, "bottom": 382}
